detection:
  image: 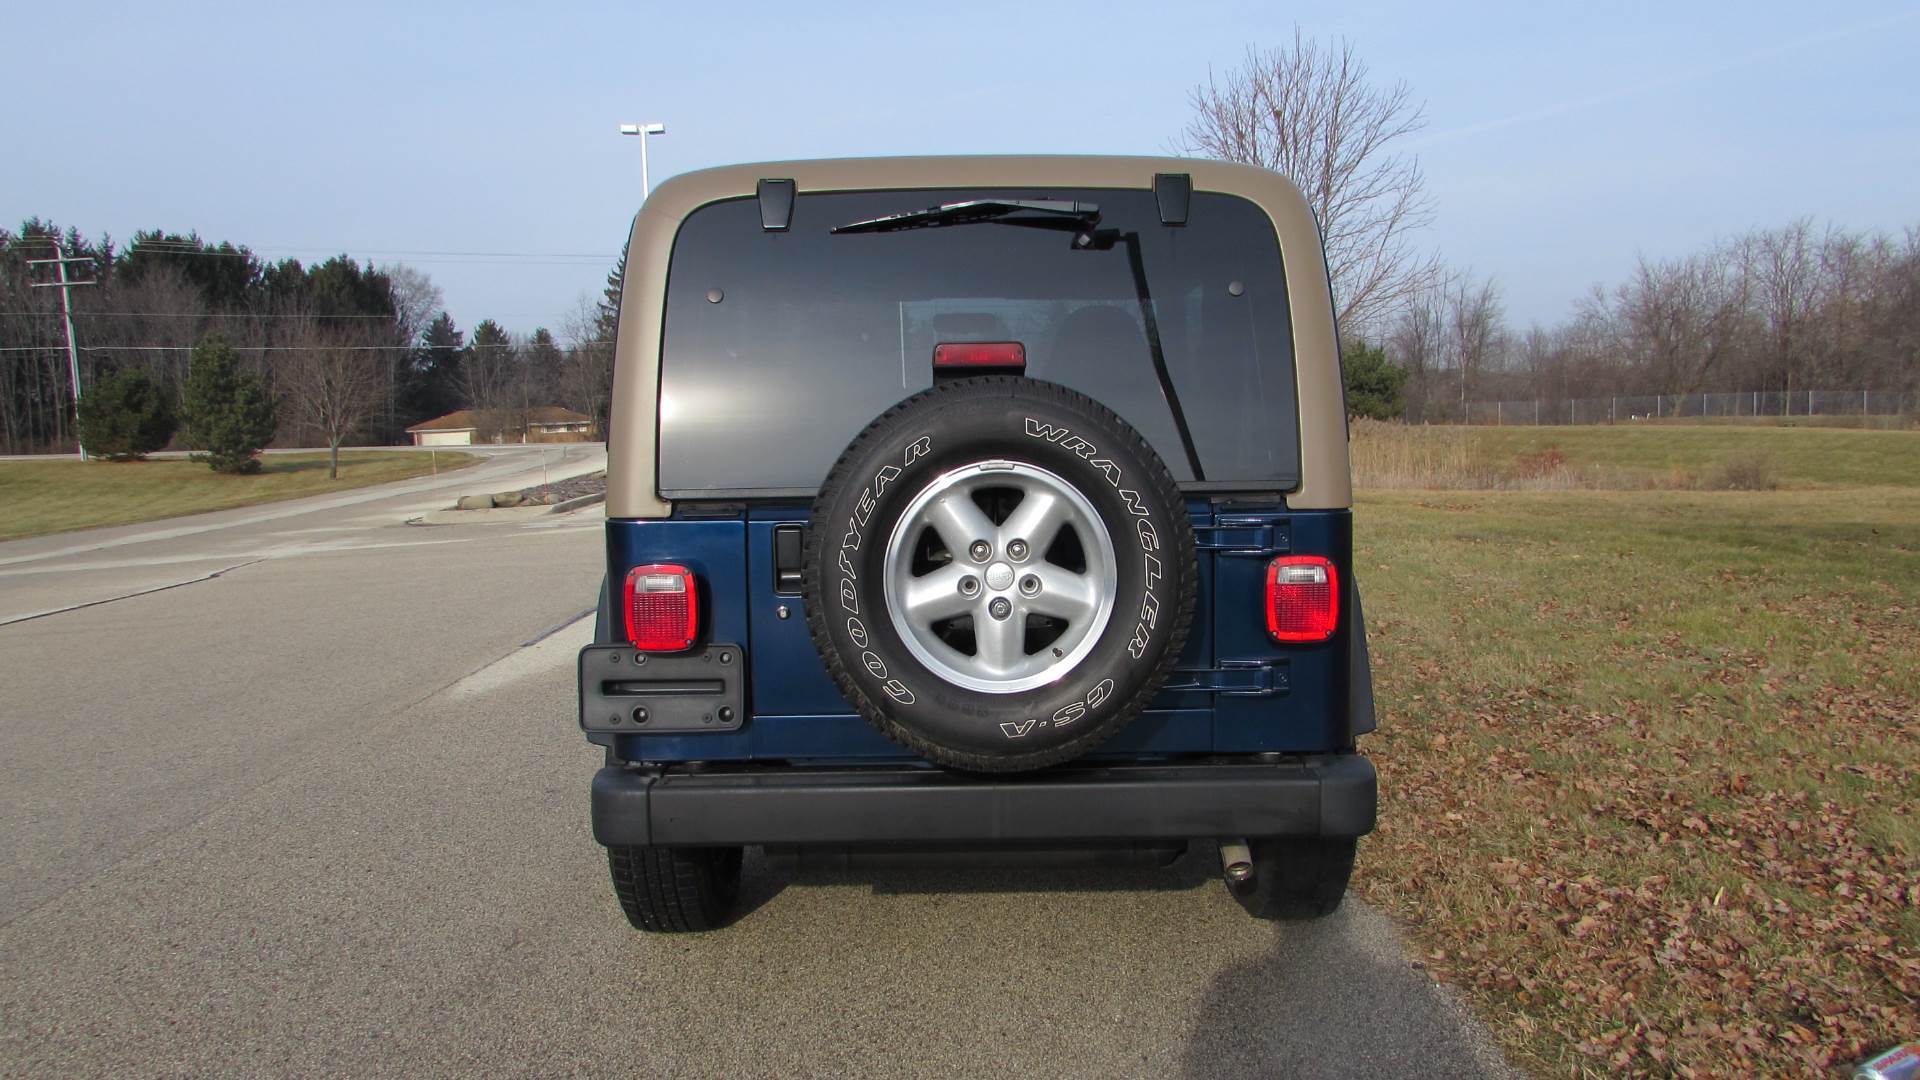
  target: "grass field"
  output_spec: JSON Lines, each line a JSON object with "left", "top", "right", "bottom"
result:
{"left": 1351, "top": 423, "right": 1919, "bottom": 1076}
{"left": 1353, "top": 419, "right": 1920, "bottom": 491}
{"left": 0, "top": 451, "right": 477, "bottom": 541}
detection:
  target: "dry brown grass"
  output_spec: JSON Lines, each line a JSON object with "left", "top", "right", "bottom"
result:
{"left": 1355, "top": 487, "right": 1920, "bottom": 1076}
{"left": 1350, "top": 420, "right": 1919, "bottom": 492}
{"left": 1349, "top": 418, "right": 1486, "bottom": 488}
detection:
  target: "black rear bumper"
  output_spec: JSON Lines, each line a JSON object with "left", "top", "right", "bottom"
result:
{"left": 590, "top": 755, "right": 1376, "bottom": 848}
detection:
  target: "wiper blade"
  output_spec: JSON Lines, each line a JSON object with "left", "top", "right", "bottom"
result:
{"left": 831, "top": 199, "right": 1101, "bottom": 235}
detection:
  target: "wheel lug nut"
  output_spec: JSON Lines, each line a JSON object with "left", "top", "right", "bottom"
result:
{"left": 969, "top": 540, "right": 991, "bottom": 562}
{"left": 1019, "top": 575, "right": 1040, "bottom": 596}
{"left": 988, "top": 597, "right": 1012, "bottom": 620}
{"left": 959, "top": 576, "right": 980, "bottom": 596}
{"left": 1007, "top": 539, "right": 1029, "bottom": 561}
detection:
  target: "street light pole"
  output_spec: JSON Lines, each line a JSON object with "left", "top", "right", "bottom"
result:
{"left": 618, "top": 122, "right": 667, "bottom": 199}
{"left": 27, "top": 240, "right": 97, "bottom": 460}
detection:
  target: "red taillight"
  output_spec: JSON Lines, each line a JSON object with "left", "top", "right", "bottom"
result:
{"left": 624, "top": 563, "right": 698, "bottom": 652}
{"left": 933, "top": 341, "right": 1025, "bottom": 371}
{"left": 1266, "top": 556, "right": 1339, "bottom": 643}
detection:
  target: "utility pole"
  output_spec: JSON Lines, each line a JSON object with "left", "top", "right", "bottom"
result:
{"left": 28, "top": 241, "right": 97, "bottom": 460}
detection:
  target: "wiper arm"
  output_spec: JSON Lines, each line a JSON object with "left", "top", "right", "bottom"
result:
{"left": 831, "top": 199, "right": 1101, "bottom": 235}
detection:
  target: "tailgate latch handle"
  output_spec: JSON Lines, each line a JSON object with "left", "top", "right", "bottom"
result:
{"left": 774, "top": 525, "right": 804, "bottom": 595}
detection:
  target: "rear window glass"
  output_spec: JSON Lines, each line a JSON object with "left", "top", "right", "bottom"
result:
{"left": 655, "top": 188, "right": 1297, "bottom": 496}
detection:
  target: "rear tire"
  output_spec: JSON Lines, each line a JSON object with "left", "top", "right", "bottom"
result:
{"left": 1229, "top": 837, "right": 1356, "bottom": 920}
{"left": 607, "top": 845, "right": 743, "bottom": 932}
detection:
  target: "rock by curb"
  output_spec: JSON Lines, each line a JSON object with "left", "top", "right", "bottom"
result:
{"left": 450, "top": 469, "right": 607, "bottom": 513}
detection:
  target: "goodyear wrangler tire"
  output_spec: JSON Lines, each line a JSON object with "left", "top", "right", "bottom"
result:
{"left": 804, "top": 377, "right": 1196, "bottom": 772}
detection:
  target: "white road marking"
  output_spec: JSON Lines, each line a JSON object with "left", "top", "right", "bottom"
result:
{"left": 0, "top": 560, "right": 263, "bottom": 627}
{"left": 0, "top": 537, "right": 478, "bottom": 579}
{"left": 446, "top": 614, "right": 594, "bottom": 701}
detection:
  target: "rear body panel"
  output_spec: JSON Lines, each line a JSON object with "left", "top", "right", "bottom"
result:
{"left": 598, "top": 502, "right": 1356, "bottom": 764}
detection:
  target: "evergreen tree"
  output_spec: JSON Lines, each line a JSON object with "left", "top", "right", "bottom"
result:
{"left": 306, "top": 255, "right": 397, "bottom": 318}
{"left": 118, "top": 231, "right": 261, "bottom": 310}
{"left": 525, "top": 326, "right": 564, "bottom": 404}
{"left": 595, "top": 251, "right": 625, "bottom": 346}
{"left": 399, "top": 312, "right": 465, "bottom": 423}
{"left": 462, "top": 319, "right": 517, "bottom": 430}
{"left": 181, "top": 335, "right": 276, "bottom": 473}
{"left": 1342, "top": 338, "right": 1407, "bottom": 421}
{"left": 77, "top": 367, "right": 176, "bottom": 461}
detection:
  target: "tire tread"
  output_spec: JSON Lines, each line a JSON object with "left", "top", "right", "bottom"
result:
{"left": 607, "top": 845, "right": 742, "bottom": 932}
{"left": 1231, "top": 837, "right": 1357, "bottom": 920}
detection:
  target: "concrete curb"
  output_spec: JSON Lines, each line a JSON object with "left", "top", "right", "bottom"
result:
{"left": 547, "top": 491, "right": 606, "bottom": 514}
{"left": 405, "top": 504, "right": 559, "bottom": 527}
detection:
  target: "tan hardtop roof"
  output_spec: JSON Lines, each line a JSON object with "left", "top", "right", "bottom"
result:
{"left": 607, "top": 154, "right": 1351, "bottom": 516}
{"left": 646, "top": 154, "right": 1303, "bottom": 215}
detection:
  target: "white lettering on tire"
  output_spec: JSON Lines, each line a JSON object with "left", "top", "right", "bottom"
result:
{"left": 1051, "top": 678, "right": 1115, "bottom": 727}
{"left": 1023, "top": 416, "right": 1166, "bottom": 688}
{"left": 832, "top": 436, "right": 933, "bottom": 708}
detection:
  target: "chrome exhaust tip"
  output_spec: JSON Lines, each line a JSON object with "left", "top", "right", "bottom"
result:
{"left": 1219, "top": 839, "right": 1254, "bottom": 884}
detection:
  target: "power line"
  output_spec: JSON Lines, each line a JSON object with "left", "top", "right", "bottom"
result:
{"left": 6, "top": 240, "right": 618, "bottom": 265}
{"left": 63, "top": 244, "right": 611, "bottom": 261}
{"left": 0, "top": 310, "right": 395, "bottom": 319}
{"left": 10, "top": 240, "right": 614, "bottom": 257}
{"left": 71, "top": 342, "right": 613, "bottom": 353}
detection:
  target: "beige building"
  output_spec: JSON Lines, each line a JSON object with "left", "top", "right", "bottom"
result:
{"left": 406, "top": 407, "right": 595, "bottom": 446}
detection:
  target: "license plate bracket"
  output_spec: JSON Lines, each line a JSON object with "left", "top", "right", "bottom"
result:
{"left": 579, "top": 643, "right": 745, "bottom": 734}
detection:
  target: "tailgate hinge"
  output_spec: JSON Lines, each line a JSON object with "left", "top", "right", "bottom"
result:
{"left": 1166, "top": 660, "right": 1288, "bottom": 697}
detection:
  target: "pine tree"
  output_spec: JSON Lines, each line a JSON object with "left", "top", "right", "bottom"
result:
{"left": 399, "top": 312, "right": 465, "bottom": 423}
{"left": 76, "top": 367, "right": 177, "bottom": 461}
{"left": 462, "top": 320, "right": 517, "bottom": 435}
{"left": 181, "top": 335, "right": 276, "bottom": 473}
{"left": 595, "top": 251, "right": 625, "bottom": 346}
{"left": 1341, "top": 338, "right": 1408, "bottom": 421}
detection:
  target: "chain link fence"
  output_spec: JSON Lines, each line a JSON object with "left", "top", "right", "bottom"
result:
{"left": 1455, "top": 390, "right": 1917, "bottom": 426}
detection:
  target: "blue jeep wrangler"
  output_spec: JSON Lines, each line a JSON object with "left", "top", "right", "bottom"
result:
{"left": 580, "top": 156, "right": 1376, "bottom": 932}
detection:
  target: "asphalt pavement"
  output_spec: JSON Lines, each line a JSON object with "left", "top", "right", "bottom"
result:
{"left": 0, "top": 447, "right": 1516, "bottom": 1079}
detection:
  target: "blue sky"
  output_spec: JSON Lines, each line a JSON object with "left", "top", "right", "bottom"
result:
{"left": 5, "top": 1, "right": 1916, "bottom": 336}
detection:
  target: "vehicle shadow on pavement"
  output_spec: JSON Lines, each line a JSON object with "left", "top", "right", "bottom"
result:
{"left": 764, "top": 841, "right": 1219, "bottom": 897}
{"left": 1179, "top": 902, "right": 1516, "bottom": 1080}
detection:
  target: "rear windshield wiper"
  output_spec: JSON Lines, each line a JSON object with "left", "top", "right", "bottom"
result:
{"left": 831, "top": 199, "right": 1101, "bottom": 235}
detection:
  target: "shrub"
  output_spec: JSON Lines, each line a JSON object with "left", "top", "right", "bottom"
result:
{"left": 181, "top": 335, "right": 276, "bottom": 474}
{"left": 1342, "top": 338, "right": 1407, "bottom": 421}
{"left": 76, "top": 367, "right": 176, "bottom": 461}
{"left": 1509, "top": 447, "right": 1568, "bottom": 481}
{"left": 1706, "top": 452, "right": 1779, "bottom": 491}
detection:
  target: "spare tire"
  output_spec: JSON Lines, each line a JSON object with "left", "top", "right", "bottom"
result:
{"left": 803, "top": 376, "right": 1196, "bottom": 772}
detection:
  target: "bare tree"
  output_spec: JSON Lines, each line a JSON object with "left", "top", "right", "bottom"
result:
{"left": 1447, "top": 274, "right": 1504, "bottom": 409}
{"left": 1388, "top": 284, "right": 1446, "bottom": 421}
{"left": 1181, "top": 29, "right": 1440, "bottom": 336}
{"left": 1606, "top": 246, "right": 1753, "bottom": 396}
{"left": 278, "top": 321, "right": 388, "bottom": 479}
{"left": 381, "top": 263, "right": 443, "bottom": 347}
{"left": 1752, "top": 219, "right": 1819, "bottom": 411}
{"left": 559, "top": 295, "right": 614, "bottom": 438}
